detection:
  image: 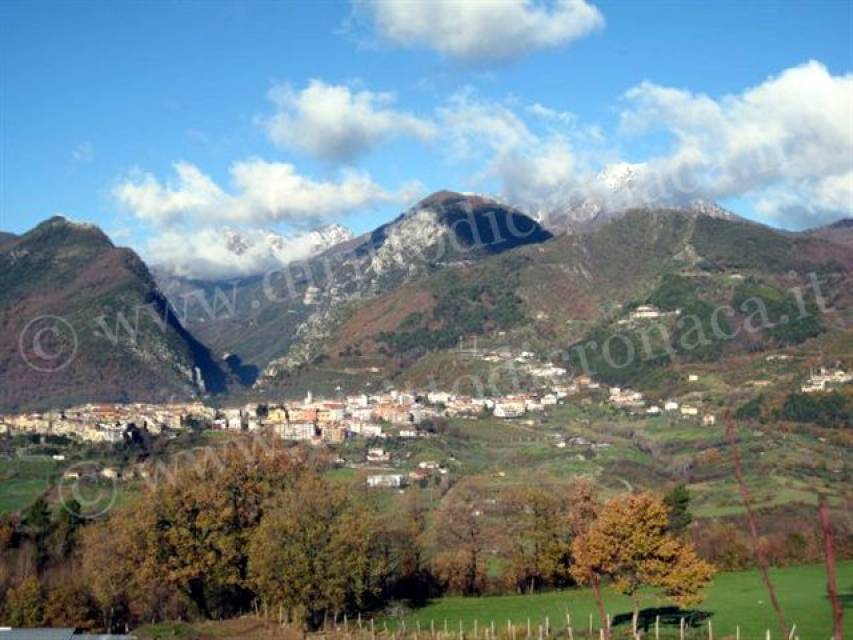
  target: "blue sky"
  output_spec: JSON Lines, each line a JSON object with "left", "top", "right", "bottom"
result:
{"left": 1, "top": 0, "right": 851, "bottom": 276}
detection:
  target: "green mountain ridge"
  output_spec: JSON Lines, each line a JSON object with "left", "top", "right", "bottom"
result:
{"left": 0, "top": 217, "right": 226, "bottom": 411}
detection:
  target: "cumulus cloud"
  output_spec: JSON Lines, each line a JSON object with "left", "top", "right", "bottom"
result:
{"left": 619, "top": 60, "right": 853, "bottom": 227}
{"left": 357, "top": 0, "right": 604, "bottom": 64}
{"left": 114, "top": 159, "right": 407, "bottom": 226}
{"left": 436, "top": 90, "right": 599, "bottom": 210}
{"left": 438, "top": 89, "right": 535, "bottom": 160}
{"left": 147, "top": 225, "right": 351, "bottom": 280}
{"left": 428, "top": 61, "right": 852, "bottom": 228}
{"left": 263, "top": 80, "right": 435, "bottom": 163}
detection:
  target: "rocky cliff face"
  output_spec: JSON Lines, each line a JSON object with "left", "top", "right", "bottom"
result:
{"left": 256, "top": 191, "right": 552, "bottom": 381}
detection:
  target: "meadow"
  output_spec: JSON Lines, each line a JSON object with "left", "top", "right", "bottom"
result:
{"left": 384, "top": 563, "right": 852, "bottom": 639}
{"left": 134, "top": 563, "right": 851, "bottom": 640}
{"left": 0, "top": 455, "right": 58, "bottom": 513}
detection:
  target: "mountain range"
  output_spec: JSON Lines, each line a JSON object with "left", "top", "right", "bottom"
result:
{"left": 1, "top": 194, "right": 851, "bottom": 411}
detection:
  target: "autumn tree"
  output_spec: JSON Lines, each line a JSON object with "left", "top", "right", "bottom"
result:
{"left": 3, "top": 575, "right": 45, "bottom": 626}
{"left": 383, "top": 491, "right": 435, "bottom": 602}
{"left": 504, "top": 486, "right": 574, "bottom": 593}
{"left": 434, "top": 487, "right": 487, "bottom": 596}
{"left": 0, "top": 514, "right": 18, "bottom": 550}
{"left": 571, "top": 492, "right": 715, "bottom": 636}
{"left": 81, "top": 446, "right": 302, "bottom": 627}
{"left": 248, "top": 472, "right": 386, "bottom": 629}
{"left": 432, "top": 549, "right": 486, "bottom": 596}
{"left": 43, "top": 579, "right": 99, "bottom": 630}
{"left": 565, "top": 481, "right": 608, "bottom": 638}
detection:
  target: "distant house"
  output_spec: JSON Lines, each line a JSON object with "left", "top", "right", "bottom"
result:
{"left": 630, "top": 305, "right": 663, "bottom": 320}
{"left": 278, "top": 422, "right": 316, "bottom": 441}
{"left": 801, "top": 367, "right": 853, "bottom": 393}
{"left": 367, "top": 447, "right": 391, "bottom": 463}
{"left": 427, "top": 391, "right": 453, "bottom": 405}
{"left": 366, "top": 474, "right": 407, "bottom": 489}
{"left": 493, "top": 402, "right": 525, "bottom": 418}
{"left": 348, "top": 422, "right": 384, "bottom": 438}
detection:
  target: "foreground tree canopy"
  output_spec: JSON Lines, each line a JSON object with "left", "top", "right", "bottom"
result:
{"left": 2, "top": 443, "right": 718, "bottom": 633}
{"left": 571, "top": 492, "right": 715, "bottom": 636}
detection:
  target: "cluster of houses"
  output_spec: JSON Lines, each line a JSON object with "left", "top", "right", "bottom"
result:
{"left": 609, "top": 384, "right": 715, "bottom": 425}
{"left": 0, "top": 402, "right": 214, "bottom": 443}
{"left": 366, "top": 459, "right": 449, "bottom": 490}
{"left": 800, "top": 367, "right": 852, "bottom": 394}
{"left": 0, "top": 369, "right": 723, "bottom": 450}
{"left": 473, "top": 349, "right": 567, "bottom": 379}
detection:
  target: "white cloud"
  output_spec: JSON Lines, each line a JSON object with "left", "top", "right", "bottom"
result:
{"left": 114, "top": 162, "right": 227, "bottom": 225}
{"left": 429, "top": 61, "right": 852, "bottom": 228}
{"left": 438, "top": 89, "right": 534, "bottom": 160}
{"left": 263, "top": 80, "right": 435, "bottom": 163}
{"left": 436, "top": 90, "right": 598, "bottom": 210}
{"left": 114, "top": 159, "right": 405, "bottom": 226}
{"left": 620, "top": 60, "right": 853, "bottom": 226}
{"left": 147, "top": 225, "right": 351, "bottom": 280}
{"left": 494, "top": 137, "right": 580, "bottom": 208}
{"left": 357, "top": 0, "right": 604, "bottom": 64}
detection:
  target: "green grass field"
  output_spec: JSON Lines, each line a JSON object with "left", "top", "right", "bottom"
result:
{"left": 0, "top": 456, "right": 58, "bottom": 513}
{"left": 386, "top": 563, "right": 853, "bottom": 639}
{"left": 133, "top": 563, "right": 851, "bottom": 640}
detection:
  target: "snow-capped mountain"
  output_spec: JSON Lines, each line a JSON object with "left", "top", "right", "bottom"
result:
{"left": 535, "top": 163, "right": 735, "bottom": 235}
{"left": 150, "top": 223, "right": 355, "bottom": 280}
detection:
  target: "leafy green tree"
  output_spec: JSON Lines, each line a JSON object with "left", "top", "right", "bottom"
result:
{"left": 736, "top": 396, "right": 764, "bottom": 421}
{"left": 663, "top": 484, "right": 693, "bottom": 535}
{"left": 781, "top": 392, "right": 850, "bottom": 427}
{"left": 23, "top": 496, "right": 52, "bottom": 568}
{"left": 50, "top": 498, "right": 84, "bottom": 559}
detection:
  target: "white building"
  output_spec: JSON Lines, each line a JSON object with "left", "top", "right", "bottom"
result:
{"left": 367, "top": 447, "right": 391, "bottom": 463}
{"left": 494, "top": 402, "right": 525, "bottom": 418}
{"left": 367, "top": 474, "right": 407, "bottom": 489}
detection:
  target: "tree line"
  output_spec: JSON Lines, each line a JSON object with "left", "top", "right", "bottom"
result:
{"left": 0, "top": 448, "right": 713, "bottom": 636}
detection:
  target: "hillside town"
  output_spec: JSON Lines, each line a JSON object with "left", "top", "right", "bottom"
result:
{"left": 7, "top": 350, "right": 840, "bottom": 449}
